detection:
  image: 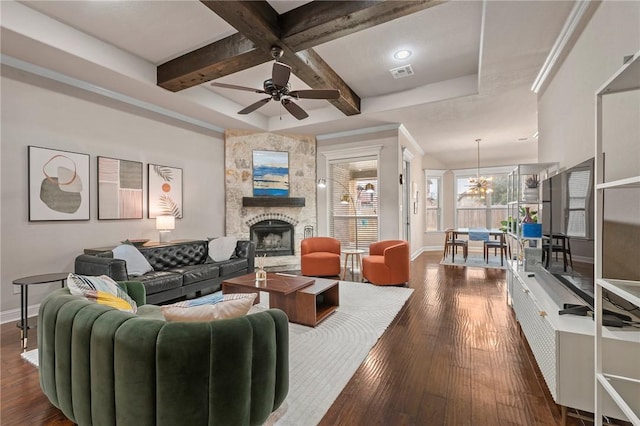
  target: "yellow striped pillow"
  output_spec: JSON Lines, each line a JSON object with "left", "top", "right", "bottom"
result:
{"left": 87, "top": 290, "right": 136, "bottom": 312}
{"left": 67, "top": 273, "right": 137, "bottom": 313}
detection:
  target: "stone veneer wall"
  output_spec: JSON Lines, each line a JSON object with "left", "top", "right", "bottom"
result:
{"left": 225, "top": 130, "right": 317, "bottom": 271}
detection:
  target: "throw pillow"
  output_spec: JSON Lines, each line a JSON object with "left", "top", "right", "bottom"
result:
{"left": 208, "top": 236, "right": 238, "bottom": 262}
{"left": 165, "top": 292, "right": 224, "bottom": 308}
{"left": 112, "top": 244, "right": 153, "bottom": 276}
{"left": 161, "top": 293, "right": 256, "bottom": 322}
{"left": 67, "top": 273, "right": 137, "bottom": 313}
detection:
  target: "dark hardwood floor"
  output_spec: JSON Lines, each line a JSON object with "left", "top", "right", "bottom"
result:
{"left": 1, "top": 252, "right": 591, "bottom": 425}
{"left": 320, "top": 251, "right": 569, "bottom": 426}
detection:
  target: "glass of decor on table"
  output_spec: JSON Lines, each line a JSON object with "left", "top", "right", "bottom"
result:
{"left": 255, "top": 254, "right": 267, "bottom": 282}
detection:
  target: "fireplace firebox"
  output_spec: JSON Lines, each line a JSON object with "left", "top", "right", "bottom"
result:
{"left": 250, "top": 220, "right": 294, "bottom": 257}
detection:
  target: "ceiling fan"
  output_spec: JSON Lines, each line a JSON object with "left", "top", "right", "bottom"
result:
{"left": 211, "top": 46, "right": 341, "bottom": 120}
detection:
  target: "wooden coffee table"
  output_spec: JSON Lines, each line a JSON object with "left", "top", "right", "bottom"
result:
{"left": 222, "top": 273, "right": 339, "bottom": 327}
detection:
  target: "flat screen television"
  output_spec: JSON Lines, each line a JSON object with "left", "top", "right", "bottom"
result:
{"left": 541, "top": 158, "right": 595, "bottom": 307}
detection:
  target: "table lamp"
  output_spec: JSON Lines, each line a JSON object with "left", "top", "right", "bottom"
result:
{"left": 156, "top": 215, "right": 175, "bottom": 243}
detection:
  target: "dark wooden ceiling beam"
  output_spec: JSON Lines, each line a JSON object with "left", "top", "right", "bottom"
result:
{"left": 157, "top": 33, "right": 271, "bottom": 92}
{"left": 157, "top": 1, "right": 446, "bottom": 114}
{"left": 292, "top": 48, "right": 360, "bottom": 115}
{"left": 200, "top": 1, "right": 281, "bottom": 51}
{"left": 280, "top": 0, "right": 446, "bottom": 51}
{"left": 199, "top": 0, "right": 361, "bottom": 116}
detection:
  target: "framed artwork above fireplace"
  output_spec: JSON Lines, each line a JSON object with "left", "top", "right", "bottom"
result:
{"left": 252, "top": 150, "right": 289, "bottom": 197}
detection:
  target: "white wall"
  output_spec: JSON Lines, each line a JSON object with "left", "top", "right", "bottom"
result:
{"left": 1, "top": 67, "right": 226, "bottom": 314}
{"left": 399, "top": 128, "right": 426, "bottom": 256}
{"left": 538, "top": 1, "right": 640, "bottom": 170}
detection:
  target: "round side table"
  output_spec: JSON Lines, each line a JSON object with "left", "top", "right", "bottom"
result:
{"left": 12, "top": 272, "right": 69, "bottom": 351}
{"left": 341, "top": 249, "right": 365, "bottom": 281}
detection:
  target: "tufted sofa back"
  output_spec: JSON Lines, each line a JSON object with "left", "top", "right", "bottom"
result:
{"left": 139, "top": 240, "right": 208, "bottom": 271}
{"left": 38, "top": 285, "right": 289, "bottom": 426}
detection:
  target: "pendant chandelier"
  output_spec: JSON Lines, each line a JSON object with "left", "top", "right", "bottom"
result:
{"left": 465, "top": 138, "right": 492, "bottom": 199}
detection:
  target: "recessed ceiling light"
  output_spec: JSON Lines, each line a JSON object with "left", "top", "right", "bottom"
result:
{"left": 394, "top": 49, "right": 412, "bottom": 60}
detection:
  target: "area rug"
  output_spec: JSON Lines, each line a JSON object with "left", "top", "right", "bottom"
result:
{"left": 440, "top": 252, "right": 507, "bottom": 269}
{"left": 21, "top": 348, "right": 39, "bottom": 367}
{"left": 19, "top": 281, "right": 413, "bottom": 426}
{"left": 259, "top": 280, "right": 413, "bottom": 425}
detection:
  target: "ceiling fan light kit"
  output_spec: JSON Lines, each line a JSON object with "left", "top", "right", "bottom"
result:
{"left": 211, "top": 46, "right": 340, "bottom": 120}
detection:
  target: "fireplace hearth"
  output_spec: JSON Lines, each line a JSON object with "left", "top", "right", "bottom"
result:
{"left": 250, "top": 219, "right": 295, "bottom": 257}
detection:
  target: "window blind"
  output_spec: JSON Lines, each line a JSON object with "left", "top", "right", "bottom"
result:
{"left": 328, "top": 164, "right": 378, "bottom": 251}
{"left": 566, "top": 170, "right": 590, "bottom": 237}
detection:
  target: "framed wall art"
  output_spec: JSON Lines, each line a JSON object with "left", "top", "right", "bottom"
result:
{"left": 28, "top": 146, "right": 90, "bottom": 221}
{"left": 148, "top": 164, "right": 182, "bottom": 219}
{"left": 252, "top": 150, "right": 289, "bottom": 197}
{"left": 97, "top": 156, "right": 143, "bottom": 219}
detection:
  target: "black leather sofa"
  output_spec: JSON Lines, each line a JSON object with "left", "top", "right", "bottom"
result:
{"left": 74, "top": 240, "right": 255, "bottom": 304}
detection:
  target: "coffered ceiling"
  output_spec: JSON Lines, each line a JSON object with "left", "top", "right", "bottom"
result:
{"left": 2, "top": 1, "right": 576, "bottom": 167}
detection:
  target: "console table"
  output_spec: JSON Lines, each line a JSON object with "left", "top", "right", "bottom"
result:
{"left": 84, "top": 239, "right": 199, "bottom": 255}
{"left": 12, "top": 272, "right": 69, "bottom": 351}
{"left": 507, "top": 262, "right": 639, "bottom": 424}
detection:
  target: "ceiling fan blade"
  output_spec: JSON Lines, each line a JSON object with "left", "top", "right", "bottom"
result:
{"left": 281, "top": 98, "right": 308, "bottom": 120}
{"left": 211, "top": 82, "right": 265, "bottom": 94}
{"left": 272, "top": 62, "right": 291, "bottom": 88}
{"left": 238, "top": 98, "right": 271, "bottom": 114}
{"left": 289, "top": 89, "right": 341, "bottom": 100}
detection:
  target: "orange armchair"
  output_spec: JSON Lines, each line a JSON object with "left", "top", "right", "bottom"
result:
{"left": 300, "top": 237, "right": 341, "bottom": 277}
{"left": 362, "top": 240, "right": 409, "bottom": 286}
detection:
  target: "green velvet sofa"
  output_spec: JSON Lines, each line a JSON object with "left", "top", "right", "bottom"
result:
{"left": 37, "top": 282, "right": 289, "bottom": 426}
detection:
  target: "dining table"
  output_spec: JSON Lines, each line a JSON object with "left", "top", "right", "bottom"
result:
{"left": 450, "top": 228, "right": 507, "bottom": 263}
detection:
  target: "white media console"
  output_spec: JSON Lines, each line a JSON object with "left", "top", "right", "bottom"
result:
{"left": 507, "top": 262, "right": 640, "bottom": 424}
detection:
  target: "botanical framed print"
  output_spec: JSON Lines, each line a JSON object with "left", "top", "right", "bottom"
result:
{"left": 148, "top": 164, "right": 182, "bottom": 218}
{"left": 252, "top": 150, "right": 289, "bottom": 197}
{"left": 97, "top": 156, "right": 143, "bottom": 219}
{"left": 28, "top": 146, "right": 90, "bottom": 221}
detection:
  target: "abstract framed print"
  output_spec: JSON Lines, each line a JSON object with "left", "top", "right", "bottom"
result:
{"left": 97, "top": 156, "right": 143, "bottom": 219}
{"left": 148, "top": 164, "right": 183, "bottom": 219}
{"left": 252, "top": 150, "right": 289, "bottom": 197}
{"left": 28, "top": 146, "right": 90, "bottom": 221}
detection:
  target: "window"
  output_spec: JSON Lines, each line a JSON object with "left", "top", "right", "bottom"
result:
{"left": 329, "top": 160, "right": 378, "bottom": 250}
{"left": 566, "top": 169, "right": 591, "bottom": 237}
{"left": 455, "top": 168, "right": 511, "bottom": 229}
{"left": 425, "top": 170, "right": 443, "bottom": 231}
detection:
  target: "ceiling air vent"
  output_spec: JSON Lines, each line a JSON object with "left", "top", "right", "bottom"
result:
{"left": 389, "top": 64, "right": 414, "bottom": 79}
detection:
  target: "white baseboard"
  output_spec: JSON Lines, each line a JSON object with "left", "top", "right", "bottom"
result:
{"left": 1, "top": 304, "right": 41, "bottom": 325}
{"left": 411, "top": 247, "right": 425, "bottom": 260}
{"left": 411, "top": 246, "right": 446, "bottom": 260}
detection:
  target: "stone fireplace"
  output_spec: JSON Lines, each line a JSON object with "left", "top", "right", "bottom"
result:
{"left": 224, "top": 130, "right": 317, "bottom": 271}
